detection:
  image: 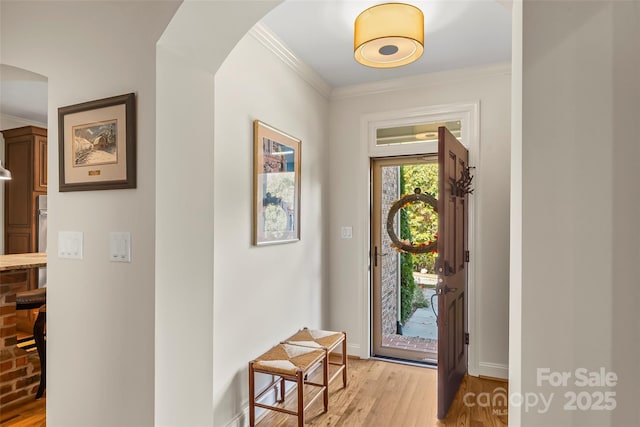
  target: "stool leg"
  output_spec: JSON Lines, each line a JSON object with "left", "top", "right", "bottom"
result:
{"left": 279, "top": 376, "right": 286, "bottom": 402}
{"left": 342, "top": 333, "right": 348, "bottom": 388}
{"left": 34, "top": 310, "right": 46, "bottom": 399}
{"left": 323, "top": 354, "right": 329, "bottom": 413}
{"left": 297, "top": 370, "right": 304, "bottom": 427}
{"left": 249, "top": 362, "right": 256, "bottom": 427}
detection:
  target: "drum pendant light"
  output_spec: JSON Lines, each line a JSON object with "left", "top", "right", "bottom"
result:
{"left": 354, "top": 3, "right": 424, "bottom": 68}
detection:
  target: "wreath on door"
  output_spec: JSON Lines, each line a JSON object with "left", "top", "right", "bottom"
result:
{"left": 386, "top": 188, "right": 438, "bottom": 254}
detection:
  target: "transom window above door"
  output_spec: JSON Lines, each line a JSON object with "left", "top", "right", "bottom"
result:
{"left": 376, "top": 120, "right": 461, "bottom": 146}
{"left": 364, "top": 102, "right": 477, "bottom": 157}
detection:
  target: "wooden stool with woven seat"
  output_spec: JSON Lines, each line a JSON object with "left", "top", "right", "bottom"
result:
{"left": 249, "top": 343, "right": 328, "bottom": 427}
{"left": 284, "top": 328, "right": 347, "bottom": 390}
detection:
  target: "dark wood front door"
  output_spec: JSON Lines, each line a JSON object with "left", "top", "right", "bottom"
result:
{"left": 437, "top": 126, "right": 469, "bottom": 419}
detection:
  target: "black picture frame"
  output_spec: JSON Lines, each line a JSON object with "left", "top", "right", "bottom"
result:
{"left": 58, "top": 92, "right": 136, "bottom": 191}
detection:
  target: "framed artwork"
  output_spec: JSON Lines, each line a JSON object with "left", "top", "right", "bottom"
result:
{"left": 58, "top": 93, "right": 136, "bottom": 191}
{"left": 253, "top": 120, "right": 301, "bottom": 245}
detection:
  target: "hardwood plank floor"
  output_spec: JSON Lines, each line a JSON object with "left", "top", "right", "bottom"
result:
{"left": 0, "top": 359, "right": 508, "bottom": 427}
{"left": 257, "top": 358, "right": 508, "bottom": 427}
{"left": 0, "top": 398, "right": 46, "bottom": 427}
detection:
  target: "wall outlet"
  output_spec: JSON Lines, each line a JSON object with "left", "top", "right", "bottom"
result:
{"left": 341, "top": 226, "right": 353, "bottom": 239}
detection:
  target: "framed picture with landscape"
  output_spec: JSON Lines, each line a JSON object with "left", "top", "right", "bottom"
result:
{"left": 58, "top": 92, "right": 136, "bottom": 191}
{"left": 253, "top": 120, "right": 301, "bottom": 246}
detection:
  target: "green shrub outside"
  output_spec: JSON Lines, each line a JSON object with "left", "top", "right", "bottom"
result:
{"left": 413, "top": 286, "right": 430, "bottom": 309}
{"left": 399, "top": 170, "right": 416, "bottom": 324}
{"left": 399, "top": 164, "right": 438, "bottom": 324}
{"left": 401, "top": 164, "right": 439, "bottom": 273}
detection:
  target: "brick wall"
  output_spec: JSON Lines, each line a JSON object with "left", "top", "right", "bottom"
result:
{"left": 381, "top": 166, "right": 399, "bottom": 335}
{"left": 0, "top": 271, "right": 42, "bottom": 411}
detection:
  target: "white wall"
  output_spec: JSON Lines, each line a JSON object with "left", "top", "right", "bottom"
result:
{"left": 515, "top": 1, "right": 640, "bottom": 425}
{"left": 0, "top": 1, "right": 180, "bottom": 425}
{"left": 155, "top": 46, "right": 217, "bottom": 427}
{"left": 328, "top": 65, "right": 511, "bottom": 377}
{"left": 212, "top": 31, "right": 329, "bottom": 426}
{"left": 508, "top": 1, "right": 523, "bottom": 425}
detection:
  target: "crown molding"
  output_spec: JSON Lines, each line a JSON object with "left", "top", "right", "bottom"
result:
{"left": 248, "top": 23, "right": 510, "bottom": 102}
{"left": 0, "top": 113, "right": 47, "bottom": 129}
{"left": 249, "top": 23, "right": 332, "bottom": 99}
{"left": 331, "top": 62, "right": 512, "bottom": 100}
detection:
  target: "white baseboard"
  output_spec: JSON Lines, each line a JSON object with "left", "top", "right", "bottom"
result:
{"left": 478, "top": 362, "right": 509, "bottom": 380}
{"left": 225, "top": 411, "right": 245, "bottom": 427}
{"left": 225, "top": 378, "right": 294, "bottom": 427}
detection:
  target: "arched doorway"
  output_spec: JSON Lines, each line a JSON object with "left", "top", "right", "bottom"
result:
{"left": 155, "top": 3, "right": 282, "bottom": 425}
{"left": 155, "top": 1, "right": 515, "bottom": 425}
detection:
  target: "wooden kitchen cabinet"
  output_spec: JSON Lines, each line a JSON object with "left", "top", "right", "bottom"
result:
{"left": 2, "top": 126, "right": 47, "bottom": 289}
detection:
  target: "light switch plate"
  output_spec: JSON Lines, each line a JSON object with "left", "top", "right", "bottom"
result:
{"left": 110, "top": 232, "right": 131, "bottom": 262}
{"left": 341, "top": 226, "right": 353, "bottom": 239}
{"left": 58, "top": 231, "right": 83, "bottom": 259}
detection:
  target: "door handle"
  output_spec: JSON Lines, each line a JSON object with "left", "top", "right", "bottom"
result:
{"left": 373, "top": 246, "right": 389, "bottom": 267}
{"left": 436, "top": 285, "right": 458, "bottom": 295}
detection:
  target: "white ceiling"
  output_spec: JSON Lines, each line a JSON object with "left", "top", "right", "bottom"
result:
{"left": 261, "top": 0, "right": 512, "bottom": 88}
{"left": 0, "top": 64, "right": 48, "bottom": 125}
{"left": 0, "top": 1, "right": 511, "bottom": 126}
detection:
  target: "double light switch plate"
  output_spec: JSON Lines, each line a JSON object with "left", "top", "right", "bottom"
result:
{"left": 110, "top": 232, "right": 131, "bottom": 263}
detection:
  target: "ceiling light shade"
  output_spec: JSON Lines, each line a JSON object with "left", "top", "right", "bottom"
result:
{"left": 354, "top": 3, "right": 424, "bottom": 68}
{"left": 0, "top": 162, "right": 11, "bottom": 180}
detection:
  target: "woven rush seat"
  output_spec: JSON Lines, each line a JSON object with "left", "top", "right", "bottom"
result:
{"left": 284, "top": 328, "right": 343, "bottom": 350}
{"left": 249, "top": 343, "right": 329, "bottom": 427}
{"left": 285, "top": 328, "right": 348, "bottom": 389}
{"left": 253, "top": 343, "right": 326, "bottom": 376}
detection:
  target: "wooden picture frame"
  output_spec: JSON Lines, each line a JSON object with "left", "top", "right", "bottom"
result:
{"left": 253, "top": 120, "right": 301, "bottom": 245}
{"left": 58, "top": 93, "right": 136, "bottom": 191}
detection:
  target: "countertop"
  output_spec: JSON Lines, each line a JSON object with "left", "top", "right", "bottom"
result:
{"left": 0, "top": 253, "right": 47, "bottom": 271}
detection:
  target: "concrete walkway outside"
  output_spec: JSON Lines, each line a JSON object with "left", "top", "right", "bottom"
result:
{"left": 402, "top": 287, "right": 437, "bottom": 340}
{"left": 381, "top": 283, "right": 438, "bottom": 356}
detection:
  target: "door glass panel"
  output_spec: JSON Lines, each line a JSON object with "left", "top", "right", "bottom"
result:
{"left": 372, "top": 158, "right": 439, "bottom": 363}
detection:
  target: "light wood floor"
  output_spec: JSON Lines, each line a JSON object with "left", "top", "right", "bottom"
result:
{"left": 0, "top": 359, "right": 507, "bottom": 427}
{"left": 257, "top": 358, "right": 508, "bottom": 427}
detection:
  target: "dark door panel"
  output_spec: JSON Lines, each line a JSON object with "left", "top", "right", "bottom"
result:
{"left": 437, "top": 126, "right": 468, "bottom": 419}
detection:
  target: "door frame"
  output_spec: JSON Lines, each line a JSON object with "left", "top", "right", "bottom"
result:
{"left": 360, "top": 102, "right": 480, "bottom": 375}
{"left": 371, "top": 155, "right": 439, "bottom": 363}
